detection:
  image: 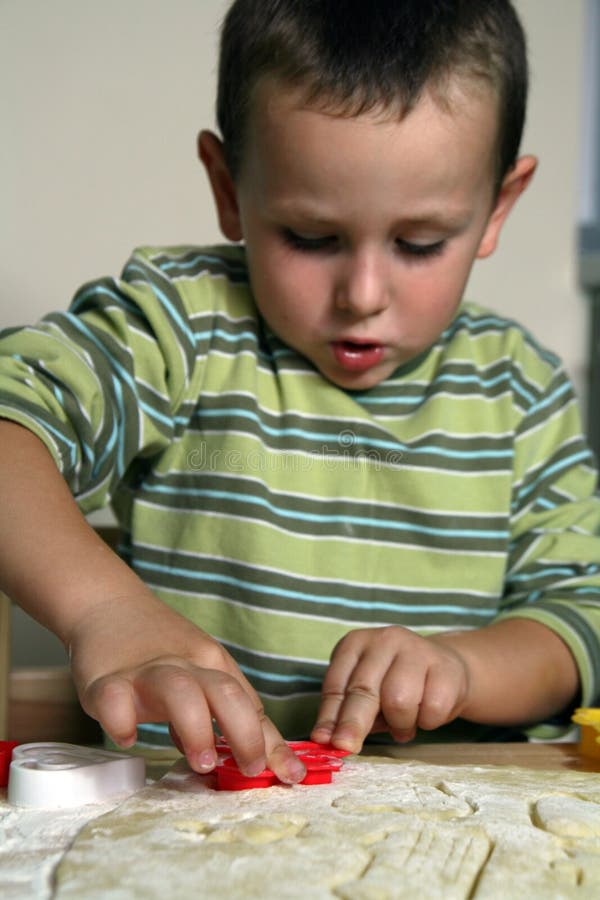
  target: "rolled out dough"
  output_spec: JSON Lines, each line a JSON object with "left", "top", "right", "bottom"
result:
{"left": 53, "top": 756, "right": 600, "bottom": 898}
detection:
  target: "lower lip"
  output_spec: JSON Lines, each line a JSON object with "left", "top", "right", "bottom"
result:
{"left": 331, "top": 341, "right": 386, "bottom": 372}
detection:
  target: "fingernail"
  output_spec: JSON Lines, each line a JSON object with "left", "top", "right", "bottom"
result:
{"left": 280, "top": 757, "right": 306, "bottom": 785}
{"left": 192, "top": 749, "right": 217, "bottom": 772}
{"left": 243, "top": 758, "right": 267, "bottom": 777}
{"left": 312, "top": 723, "right": 333, "bottom": 739}
{"left": 331, "top": 732, "right": 360, "bottom": 753}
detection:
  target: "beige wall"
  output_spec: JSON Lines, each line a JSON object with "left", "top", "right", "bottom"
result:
{"left": 468, "top": 0, "right": 588, "bottom": 402}
{"left": 1, "top": 0, "right": 229, "bottom": 318}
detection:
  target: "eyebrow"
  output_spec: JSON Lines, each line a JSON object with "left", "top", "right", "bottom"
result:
{"left": 395, "top": 211, "right": 473, "bottom": 231}
{"left": 271, "top": 203, "right": 472, "bottom": 232}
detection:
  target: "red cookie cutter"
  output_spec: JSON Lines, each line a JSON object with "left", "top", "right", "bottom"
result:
{"left": 214, "top": 740, "right": 351, "bottom": 791}
{"left": 0, "top": 742, "right": 20, "bottom": 788}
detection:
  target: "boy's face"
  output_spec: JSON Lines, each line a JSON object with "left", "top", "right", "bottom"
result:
{"left": 201, "top": 80, "right": 534, "bottom": 390}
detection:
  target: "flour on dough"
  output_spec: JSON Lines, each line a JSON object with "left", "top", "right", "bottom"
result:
{"left": 53, "top": 757, "right": 600, "bottom": 899}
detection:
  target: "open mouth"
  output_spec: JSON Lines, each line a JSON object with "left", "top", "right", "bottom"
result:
{"left": 331, "top": 340, "right": 385, "bottom": 372}
{"left": 338, "top": 340, "right": 379, "bottom": 353}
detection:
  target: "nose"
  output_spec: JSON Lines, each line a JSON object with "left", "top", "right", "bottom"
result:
{"left": 334, "top": 249, "right": 390, "bottom": 317}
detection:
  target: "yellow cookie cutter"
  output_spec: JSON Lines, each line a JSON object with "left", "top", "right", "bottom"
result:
{"left": 572, "top": 707, "right": 600, "bottom": 758}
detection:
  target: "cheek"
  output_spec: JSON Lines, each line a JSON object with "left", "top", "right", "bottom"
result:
{"left": 247, "top": 258, "right": 306, "bottom": 332}
{"left": 424, "top": 251, "right": 476, "bottom": 306}
{"left": 255, "top": 253, "right": 323, "bottom": 317}
{"left": 398, "top": 264, "right": 468, "bottom": 334}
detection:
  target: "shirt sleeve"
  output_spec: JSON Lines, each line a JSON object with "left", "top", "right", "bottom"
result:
{"left": 0, "top": 248, "right": 198, "bottom": 514}
{"left": 497, "top": 361, "right": 600, "bottom": 726}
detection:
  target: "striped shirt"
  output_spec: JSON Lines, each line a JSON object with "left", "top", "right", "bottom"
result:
{"left": 2, "top": 244, "right": 600, "bottom": 746}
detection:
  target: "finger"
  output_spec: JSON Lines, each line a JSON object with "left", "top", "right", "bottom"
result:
{"left": 261, "top": 716, "right": 306, "bottom": 785}
{"left": 328, "top": 685, "right": 380, "bottom": 752}
{"left": 311, "top": 689, "right": 345, "bottom": 744}
{"left": 132, "top": 644, "right": 269, "bottom": 777}
{"left": 380, "top": 656, "right": 426, "bottom": 741}
{"left": 169, "top": 721, "right": 217, "bottom": 773}
{"left": 312, "top": 636, "right": 364, "bottom": 743}
{"left": 83, "top": 674, "right": 138, "bottom": 749}
{"left": 134, "top": 664, "right": 220, "bottom": 773}
{"left": 212, "top": 670, "right": 306, "bottom": 784}
{"left": 184, "top": 663, "right": 267, "bottom": 778}
{"left": 416, "top": 663, "right": 463, "bottom": 731}
{"left": 325, "top": 650, "right": 392, "bottom": 753}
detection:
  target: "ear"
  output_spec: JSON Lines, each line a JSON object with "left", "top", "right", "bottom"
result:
{"left": 476, "top": 155, "right": 537, "bottom": 259}
{"left": 198, "top": 130, "right": 243, "bottom": 242}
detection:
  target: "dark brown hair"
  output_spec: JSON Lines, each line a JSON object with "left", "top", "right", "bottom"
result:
{"left": 216, "top": 0, "right": 528, "bottom": 190}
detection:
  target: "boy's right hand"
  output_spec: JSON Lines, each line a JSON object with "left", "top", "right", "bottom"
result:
{"left": 0, "top": 422, "right": 304, "bottom": 785}
{"left": 66, "top": 587, "right": 306, "bottom": 784}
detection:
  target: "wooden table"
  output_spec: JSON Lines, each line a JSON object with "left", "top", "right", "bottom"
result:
{"left": 365, "top": 740, "right": 600, "bottom": 772}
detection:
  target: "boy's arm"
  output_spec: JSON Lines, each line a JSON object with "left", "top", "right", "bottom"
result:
{"left": 311, "top": 618, "right": 578, "bottom": 752}
{"left": 0, "top": 419, "right": 305, "bottom": 783}
{"left": 314, "top": 362, "right": 600, "bottom": 753}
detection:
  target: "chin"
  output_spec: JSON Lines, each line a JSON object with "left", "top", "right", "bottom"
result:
{"left": 324, "top": 367, "right": 389, "bottom": 391}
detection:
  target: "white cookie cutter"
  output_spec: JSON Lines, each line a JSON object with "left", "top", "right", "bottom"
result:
{"left": 8, "top": 742, "right": 146, "bottom": 808}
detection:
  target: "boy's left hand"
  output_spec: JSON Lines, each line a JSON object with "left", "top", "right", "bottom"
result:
{"left": 310, "top": 626, "right": 470, "bottom": 752}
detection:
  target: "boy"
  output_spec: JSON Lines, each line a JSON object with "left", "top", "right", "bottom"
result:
{"left": 0, "top": 0, "right": 599, "bottom": 785}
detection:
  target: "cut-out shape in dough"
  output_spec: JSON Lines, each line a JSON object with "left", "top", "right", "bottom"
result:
{"left": 174, "top": 813, "right": 308, "bottom": 844}
{"left": 335, "top": 822, "right": 491, "bottom": 900}
{"left": 533, "top": 795, "right": 600, "bottom": 839}
{"left": 332, "top": 783, "right": 473, "bottom": 820}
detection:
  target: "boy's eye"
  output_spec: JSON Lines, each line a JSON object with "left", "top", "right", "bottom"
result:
{"left": 281, "top": 229, "right": 337, "bottom": 253}
{"left": 396, "top": 238, "right": 446, "bottom": 259}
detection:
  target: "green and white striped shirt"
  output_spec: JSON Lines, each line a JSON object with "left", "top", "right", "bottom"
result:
{"left": 2, "top": 244, "right": 600, "bottom": 745}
